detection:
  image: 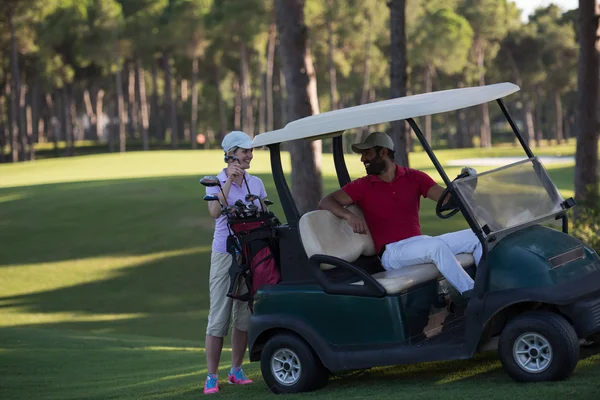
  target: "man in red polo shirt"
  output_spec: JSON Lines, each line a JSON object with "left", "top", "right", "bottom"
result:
{"left": 318, "top": 131, "right": 482, "bottom": 296}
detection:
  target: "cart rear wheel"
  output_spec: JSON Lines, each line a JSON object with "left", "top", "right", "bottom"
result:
{"left": 498, "top": 311, "right": 579, "bottom": 382}
{"left": 260, "top": 333, "right": 328, "bottom": 394}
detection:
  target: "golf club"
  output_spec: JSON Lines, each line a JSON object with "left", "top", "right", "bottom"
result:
{"left": 203, "top": 194, "right": 224, "bottom": 209}
{"left": 200, "top": 176, "right": 228, "bottom": 206}
{"left": 245, "top": 193, "right": 263, "bottom": 212}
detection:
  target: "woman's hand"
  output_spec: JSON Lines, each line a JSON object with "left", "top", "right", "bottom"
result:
{"left": 227, "top": 163, "right": 244, "bottom": 180}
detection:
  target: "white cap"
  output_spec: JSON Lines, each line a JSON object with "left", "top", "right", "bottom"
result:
{"left": 221, "top": 131, "right": 252, "bottom": 153}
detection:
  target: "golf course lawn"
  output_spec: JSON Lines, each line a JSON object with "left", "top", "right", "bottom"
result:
{"left": 1, "top": 143, "right": 599, "bottom": 399}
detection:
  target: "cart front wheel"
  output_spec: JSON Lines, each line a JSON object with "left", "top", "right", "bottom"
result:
{"left": 498, "top": 311, "right": 579, "bottom": 382}
{"left": 260, "top": 333, "right": 328, "bottom": 394}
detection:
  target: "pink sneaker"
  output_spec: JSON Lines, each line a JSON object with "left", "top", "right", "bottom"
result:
{"left": 228, "top": 367, "right": 253, "bottom": 385}
{"left": 204, "top": 374, "right": 219, "bottom": 394}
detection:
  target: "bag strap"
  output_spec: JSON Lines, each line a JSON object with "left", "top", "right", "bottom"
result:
{"left": 238, "top": 229, "right": 276, "bottom": 245}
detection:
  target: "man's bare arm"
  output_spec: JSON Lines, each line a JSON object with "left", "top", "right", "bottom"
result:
{"left": 318, "top": 189, "right": 354, "bottom": 218}
{"left": 426, "top": 184, "right": 446, "bottom": 202}
{"left": 318, "top": 190, "right": 368, "bottom": 234}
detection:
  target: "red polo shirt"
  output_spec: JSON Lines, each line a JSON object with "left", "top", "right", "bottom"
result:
{"left": 342, "top": 165, "right": 437, "bottom": 254}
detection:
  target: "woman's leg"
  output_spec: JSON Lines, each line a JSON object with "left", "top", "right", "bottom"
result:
{"left": 206, "top": 335, "right": 225, "bottom": 374}
{"left": 205, "top": 252, "right": 235, "bottom": 375}
{"left": 231, "top": 286, "right": 252, "bottom": 368}
{"left": 231, "top": 328, "right": 248, "bottom": 368}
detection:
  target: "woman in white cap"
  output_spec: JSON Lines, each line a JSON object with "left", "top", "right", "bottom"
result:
{"left": 203, "top": 130, "right": 267, "bottom": 394}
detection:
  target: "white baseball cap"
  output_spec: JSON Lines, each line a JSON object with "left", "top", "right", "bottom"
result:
{"left": 221, "top": 131, "right": 253, "bottom": 153}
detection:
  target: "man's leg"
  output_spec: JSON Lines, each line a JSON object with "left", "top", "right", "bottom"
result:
{"left": 435, "top": 229, "right": 482, "bottom": 265}
{"left": 382, "top": 235, "right": 474, "bottom": 294}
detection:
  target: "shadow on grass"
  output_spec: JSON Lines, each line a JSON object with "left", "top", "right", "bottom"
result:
{"left": 2, "top": 325, "right": 599, "bottom": 400}
{"left": 0, "top": 163, "right": 579, "bottom": 268}
{"left": 0, "top": 174, "right": 286, "bottom": 267}
{"left": 0, "top": 249, "right": 218, "bottom": 341}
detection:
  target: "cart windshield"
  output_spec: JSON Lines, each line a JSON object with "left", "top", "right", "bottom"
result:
{"left": 452, "top": 157, "right": 565, "bottom": 234}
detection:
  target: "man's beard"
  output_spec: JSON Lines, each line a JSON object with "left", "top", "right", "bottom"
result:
{"left": 365, "top": 154, "right": 386, "bottom": 175}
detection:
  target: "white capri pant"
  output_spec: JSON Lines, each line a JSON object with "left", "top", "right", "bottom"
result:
{"left": 381, "top": 228, "right": 483, "bottom": 294}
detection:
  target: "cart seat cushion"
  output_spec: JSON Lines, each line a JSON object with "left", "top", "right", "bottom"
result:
{"left": 362, "top": 253, "right": 475, "bottom": 295}
{"left": 299, "top": 205, "right": 477, "bottom": 294}
{"left": 299, "top": 205, "right": 377, "bottom": 270}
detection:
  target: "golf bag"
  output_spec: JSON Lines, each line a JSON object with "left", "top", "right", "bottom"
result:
{"left": 226, "top": 212, "right": 281, "bottom": 311}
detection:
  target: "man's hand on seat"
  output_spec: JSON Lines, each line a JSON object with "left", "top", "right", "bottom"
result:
{"left": 346, "top": 214, "right": 368, "bottom": 235}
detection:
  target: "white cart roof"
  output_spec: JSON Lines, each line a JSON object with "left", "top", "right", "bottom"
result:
{"left": 252, "top": 82, "right": 520, "bottom": 147}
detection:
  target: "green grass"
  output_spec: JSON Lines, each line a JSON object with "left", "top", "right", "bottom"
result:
{"left": 1, "top": 146, "right": 599, "bottom": 399}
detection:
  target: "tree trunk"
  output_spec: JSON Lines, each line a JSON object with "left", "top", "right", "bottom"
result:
{"left": 259, "top": 72, "right": 266, "bottom": 134}
{"left": 575, "top": 0, "right": 599, "bottom": 209}
{"left": 151, "top": 60, "right": 161, "bottom": 141}
{"left": 476, "top": 41, "right": 492, "bottom": 148}
{"left": 59, "top": 86, "right": 70, "bottom": 156}
{"left": 84, "top": 88, "right": 97, "bottom": 139}
{"left": 191, "top": 57, "right": 199, "bottom": 149}
{"left": 240, "top": 42, "right": 254, "bottom": 137}
{"left": 96, "top": 89, "right": 105, "bottom": 142}
{"left": 275, "top": 0, "right": 322, "bottom": 215}
{"left": 534, "top": 88, "right": 544, "bottom": 146}
{"left": 554, "top": 91, "right": 564, "bottom": 144}
{"left": 523, "top": 96, "right": 535, "bottom": 147}
{"left": 31, "top": 77, "right": 40, "bottom": 148}
{"left": 0, "top": 93, "right": 5, "bottom": 163}
{"left": 233, "top": 78, "right": 242, "bottom": 130}
{"left": 266, "top": 23, "right": 276, "bottom": 132}
{"left": 361, "top": 11, "right": 372, "bottom": 106}
{"left": 505, "top": 48, "right": 534, "bottom": 147}
{"left": 279, "top": 66, "right": 288, "bottom": 127}
{"left": 455, "top": 109, "right": 468, "bottom": 148}
{"left": 45, "top": 93, "right": 59, "bottom": 155}
{"left": 71, "top": 88, "right": 82, "bottom": 145}
{"left": 127, "top": 61, "right": 138, "bottom": 140}
{"left": 215, "top": 66, "right": 228, "bottom": 141}
{"left": 137, "top": 59, "right": 149, "bottom": 150}
{"left": 388, "top": 0, "right": 409, "bottom": 166}
{"left": 9, "top": 10, "right": 22, "bottom": 162}
{"left": 180, "top": 79, "right": 189, "bottom": 143}
{"left": 162, "top": 52, "right": 178, "bottom": 148}
{"left": 115, "top": 55, "right": 126, "bottom": 152}
{"left": 19, "top": 84, "right": 28, "bottom": 160}
{"left": 327, "top": 2, "right": 339, "bottom": 112}
{"left": 26, "top": 103, "right": 33, "bottom": 161}
{"left": 423, "top": 64, "right": 433, "bottom": 144}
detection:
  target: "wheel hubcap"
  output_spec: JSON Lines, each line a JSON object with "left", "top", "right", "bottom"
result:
{"left": 513, "top": 332, "right": 553, "bottom": 373}
{"left": 271, "top": 348, "right": 301, "bottom": 386}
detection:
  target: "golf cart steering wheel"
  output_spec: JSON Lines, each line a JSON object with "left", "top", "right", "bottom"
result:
{"left": 435, "top": 167, "right": 477, "bottom": 220}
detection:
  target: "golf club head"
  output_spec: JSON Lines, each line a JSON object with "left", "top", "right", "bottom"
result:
{"left": 203, "top": 195, "right": 219, "bottom": 202}
{"left": 264, "top": 199, "right": 273, "bottom": 206}
{"left": 245, "top": 194, "right": 259, "bottom": 202}
{"left": 200, "top": 176, "right": 221, "bottom": 187}
{"left": 234, "top": 199, "right": 246, "bottom": 208}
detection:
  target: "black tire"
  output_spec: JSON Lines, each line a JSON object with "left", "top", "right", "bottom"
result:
{"left": 260, "top": 333, "right": 328, "bottom": 394}
{"left": 498, "top": 311, "right": 580, "bottom": 382}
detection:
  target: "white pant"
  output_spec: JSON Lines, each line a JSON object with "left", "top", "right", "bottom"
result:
{"left": 381, "top": 229, "right": 482, "bottom": 294}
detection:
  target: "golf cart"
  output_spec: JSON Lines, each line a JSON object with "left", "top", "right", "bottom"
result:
{"left": 246, "top": 82, "right": 600, "bottom": 394}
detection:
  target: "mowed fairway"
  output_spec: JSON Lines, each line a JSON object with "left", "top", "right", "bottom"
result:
{"left": 1, "top": 144, "right": 599, "bottom": 399}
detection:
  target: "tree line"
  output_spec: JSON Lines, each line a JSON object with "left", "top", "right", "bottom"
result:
{"left": 1, "top": 0, "right": 598, "bottom": 220}
{"left": 0, "top": 0, "right": 587, "bottom": 160}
